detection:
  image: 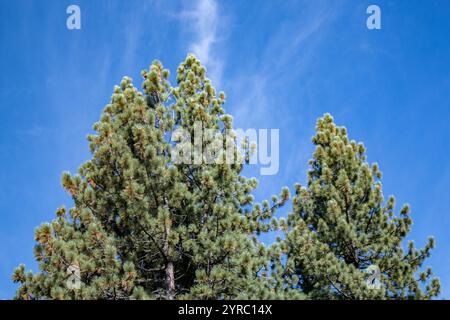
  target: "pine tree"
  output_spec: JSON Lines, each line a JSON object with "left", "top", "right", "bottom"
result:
{"left": 12, "top": 55, "right": 292, "bottom": 300}
{"left": 281, "top": 114, "right": 440, "bottom": 299}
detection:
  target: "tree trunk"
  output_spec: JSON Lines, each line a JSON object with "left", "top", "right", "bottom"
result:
{"left": 163, "top": 216, "right": 175, "bottom": 300}
{"left": 165, "top": 260, "right": 175, "bottom": 300}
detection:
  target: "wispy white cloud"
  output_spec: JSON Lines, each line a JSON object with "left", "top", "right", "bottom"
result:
{"left": 225, "top": 1, "right": 343, "bottom": 185}
{"left": 179, "top": 0, "right": 224, "bottom": 87}
{"left": 188, "top": 0, "right": 217, "bottom": 65}
{"left": 229, "top": 2, "right": 341, "bottom": 125}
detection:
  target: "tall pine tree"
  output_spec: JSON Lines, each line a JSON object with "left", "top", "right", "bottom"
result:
{"left": 281, "top": 114, "right": 440, "bottom": 299}
{"left": 12, "top": 55, "right": 294, "bottom": 300}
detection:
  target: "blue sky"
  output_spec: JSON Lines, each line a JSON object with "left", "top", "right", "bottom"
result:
{"left": 1, "top": 0, "right": 450, "bottom": 299}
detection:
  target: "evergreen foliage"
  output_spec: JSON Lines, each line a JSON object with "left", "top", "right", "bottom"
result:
{"left": 12, "top": 58, "right": 439, "bottom": 300}
{"left": 12, "top": 55, "right": 295, "bottom": 300}
{"left": 280, "top": 114, "right": 440, "bottom": 299}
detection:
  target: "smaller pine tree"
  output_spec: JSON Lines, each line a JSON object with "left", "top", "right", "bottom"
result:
{"left": 281, "top": 114, "right": 440, "bottom": 299}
